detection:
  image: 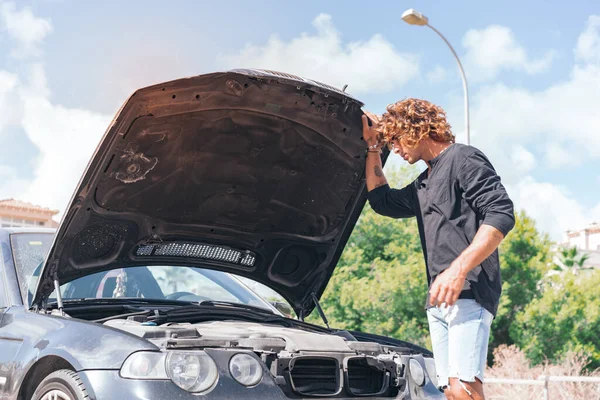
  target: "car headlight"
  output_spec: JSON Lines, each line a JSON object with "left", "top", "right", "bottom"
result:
{"left": 229, "top": 353, "right": 263, "bottom": 387}
{"left": 121, "top": 352, "right": 168, "bottom": 380}
{"left": 167, "top": 351, "right": 219, "bottom": 392}
{"left": 409, "top": 359, "right": 425, "bottom": 386}
{"left": 121, "top": 351, "right": 218, "bottom": 393}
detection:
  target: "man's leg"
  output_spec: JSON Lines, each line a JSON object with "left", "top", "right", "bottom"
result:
{"left": 426, "top": 306, "right": 450, "bottom": 396}
{"left": 445, "top": 299, "right": 493, "bottom": 400}
{"left": 448, "top": 378, "right": 484, "bottom": 400}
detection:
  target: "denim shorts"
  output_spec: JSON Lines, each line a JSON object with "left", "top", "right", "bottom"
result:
{"left": 426, "top": 299, "right": 494, "bottom": 390}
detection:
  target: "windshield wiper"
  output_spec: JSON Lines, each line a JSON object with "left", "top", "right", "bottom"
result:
{"left": 94, "top": 309, "right": 158, "bottom": 323}
{"left": 84, "top": 300, "right": 275, "bottom": 325}
{"left": 198, "top": 300, "right": 275, "bottom": 315}
{"left": 47, "top": 298, "right": 196, "bottom": 307}
{"left": 151, "top": 303, "right": 292, "bottom": 327}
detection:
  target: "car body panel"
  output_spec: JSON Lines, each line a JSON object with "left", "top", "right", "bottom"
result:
{"left": 0, "top": 305, "right": 156, "bottom": 399}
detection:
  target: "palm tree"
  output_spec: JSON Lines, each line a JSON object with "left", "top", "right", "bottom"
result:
{"left": 556, "top": 246, "right": 590, "bottom": 271}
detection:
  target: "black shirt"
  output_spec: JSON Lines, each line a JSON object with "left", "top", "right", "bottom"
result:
{"left": 367, "top": 144, "right": 515, "bottom": 316}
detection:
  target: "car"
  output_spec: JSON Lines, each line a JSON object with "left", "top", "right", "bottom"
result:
{"left": 0, "top": 69, "right": 444, "bottom": 399}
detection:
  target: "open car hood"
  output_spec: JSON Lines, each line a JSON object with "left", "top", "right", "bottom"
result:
{"left": 32, "top": 69, "right": 388, "bottom": 317}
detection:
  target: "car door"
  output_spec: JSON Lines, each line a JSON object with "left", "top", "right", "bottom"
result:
{"left": 0, "top": 238, "right": 28, "bottom": 400}
{"left": 0, "top": 261, "right": 8, "bottom": 395}
{"left": 0, "top": 243, "right": 21, "bottom": 399}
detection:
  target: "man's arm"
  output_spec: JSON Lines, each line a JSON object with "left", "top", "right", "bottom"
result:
{"left": 429, "top": 151, "right": 515, "bottom": 306}
{"left": 361, "top": 112, "right": 416, "bottom": 218}
{"left": 362, "top": 113, "right": 388, "bottom": 191}
{"left": 429, "top": 225, "right": 505, "bottom": 306}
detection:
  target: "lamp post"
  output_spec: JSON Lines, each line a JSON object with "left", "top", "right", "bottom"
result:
{"left": 401, "top": 8, "right": 471, "bottom": 145}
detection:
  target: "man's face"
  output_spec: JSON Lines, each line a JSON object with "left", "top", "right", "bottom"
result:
{"left": 390, "top": 136, "right": 422, "bottom": 164}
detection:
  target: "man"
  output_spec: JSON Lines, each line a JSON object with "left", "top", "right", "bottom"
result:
{"left": 362, "top": 98, "right": 515, "bottom": 400}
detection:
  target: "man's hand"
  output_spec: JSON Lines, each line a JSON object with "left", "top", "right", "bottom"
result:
{"left": 362, "top": 111, "right": 388, "bottom": 191}
{"left": 429, "top": 225, "right": 506, "bottom": 307}
{"left": 361, "top": 111, "right": 381, "bottom": 147}
{"left": 429, "top": 260, "right": 467, "bottom": 307}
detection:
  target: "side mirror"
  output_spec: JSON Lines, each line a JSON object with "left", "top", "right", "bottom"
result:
{"left": 270, "top": 301, "right": 295, "bottom": 318}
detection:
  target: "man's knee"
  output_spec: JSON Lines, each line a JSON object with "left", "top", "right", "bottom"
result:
{"left": 448, "top": 377, "right": 483, "bottom": 400}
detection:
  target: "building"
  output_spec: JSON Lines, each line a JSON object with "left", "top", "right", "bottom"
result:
{"left": 0, "top": 199, "right": 59, "bottom": 228}
{"left": 564, "top": 222, "right": 600, "bottom": 251}
{"left": 557, "top": 222, "right": 600, "bottom": 269}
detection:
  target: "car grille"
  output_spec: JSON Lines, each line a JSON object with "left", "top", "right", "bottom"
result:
{"left": 289, "top": 358, "right": 340, "bottom": 396}
{"left": 347, "top": 358, "right": 386, "bottom": 396}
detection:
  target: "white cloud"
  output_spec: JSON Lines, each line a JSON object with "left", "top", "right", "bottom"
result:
{"left": 462, "top": 25, "right": 556, "bottom": 81}
{"left": 427, "top": 65, "right": 447, "bottom": 84}
{"left": 466, "top": 62, "right": 600, "bottom": 169}
{"left": 217, "top": 13, "right": 419, "bottom": 94}
{"left": 450, "top": 16, "right": 600, "bottom": 239}
{"left": 543, "top": 142, "right": 581, "bottom": 169}
{"left": 511, "top": 145, "right": 536, "bottom": 174}
{"left": 575, "top": 15, "right": 600, "bottom": 64}
{"left": 0, "top": 4, "right": 108, "bottom": 217}
{"left": 16, "top": 64, "right": 110, "bottom": 215}
{"left": 509, "top": 177, "right": 588, "bottom": 239}
{"left": 0, "top": 165, "right": 28, "bottom": 199}
{"left": 0, "top": 1, "right": 52, "bottom": 58}
{"left": 0, "top": 5, "right": 597, "bottom": 243}
{"left": 592, "top": 203, "right": 600, "bottom": 224}
{"left": 0, "top": 69, "right": 21, "bottom": 134}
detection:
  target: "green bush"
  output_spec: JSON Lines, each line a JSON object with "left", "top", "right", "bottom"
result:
{"left": 512, "top": 268, "right": 600, "bottom": 370}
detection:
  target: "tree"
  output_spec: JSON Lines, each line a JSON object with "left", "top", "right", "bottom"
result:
{"left": 158, "top": 267, "right": 194, "bottom": 294}
{"left": 489, "top": 211, "right": 552, "bottom": 361}
{"left": 511, "top": 268, "right": 600, "bottom": 370}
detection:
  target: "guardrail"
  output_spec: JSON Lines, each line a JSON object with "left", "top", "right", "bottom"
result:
{"left": 486, "top": 376, "right": 600, "bottom": 400}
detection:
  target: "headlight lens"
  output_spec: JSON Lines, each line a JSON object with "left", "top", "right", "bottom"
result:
{"left": 121, "top": 351, "right": 218, "bottom": 393}
{"left": 229, "top": 353, "right": 263, "bottom": 387}
{"left": 409, "top": 359, "right": 425, "bottom": 386}
{"left": 121, "top": 352, "right": 168, "bottom": 379}
{"left": 166, "top": 351, "right": 218, "bottom": 393}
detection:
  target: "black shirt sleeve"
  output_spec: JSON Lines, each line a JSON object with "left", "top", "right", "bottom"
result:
{"left": 366, "top": 183, "right": 416, "bottom": 218}
{"left": 457, "top": 151, "right": 515, "bottom": 236}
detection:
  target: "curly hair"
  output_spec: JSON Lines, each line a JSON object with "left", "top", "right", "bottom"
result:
{"left": 377, "top": 98, "right": 455, "bottom": 148}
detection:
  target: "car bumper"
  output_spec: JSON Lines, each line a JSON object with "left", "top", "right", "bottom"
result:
{"left": 79, "top": 370, "right": 445, "bottom": 399}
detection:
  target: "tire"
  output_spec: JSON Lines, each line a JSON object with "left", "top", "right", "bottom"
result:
{"left": 31, "top": 369, "right": 89, "bottom": 400}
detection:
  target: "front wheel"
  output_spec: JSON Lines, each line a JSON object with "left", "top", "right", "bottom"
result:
{"left": 32, "top": 369, "right": 89, "bottom": 400}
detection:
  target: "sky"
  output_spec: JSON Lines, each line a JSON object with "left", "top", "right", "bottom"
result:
{"left": 0, "top": 0, "right": 598, "bottom": 241}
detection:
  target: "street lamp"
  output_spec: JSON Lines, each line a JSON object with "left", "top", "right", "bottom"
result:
{"left": 401, "top": 8, "right": 471, "bottom": 145}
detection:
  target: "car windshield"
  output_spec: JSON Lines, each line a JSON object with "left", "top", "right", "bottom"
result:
{"left": 9, "top": 232, "right": 289, "bottom": 315}
{"left": 10, "top": 232, "right": 54, "bottom": 304}
{"left": 56, "top": 265, "right": 273, "bottom": 311}
{"left": 56, "top": 265, "right": 276, "bottom": 312}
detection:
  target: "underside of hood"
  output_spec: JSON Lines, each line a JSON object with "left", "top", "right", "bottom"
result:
{"left": 33, "top": 69, "right": 389, "bottom": 316}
